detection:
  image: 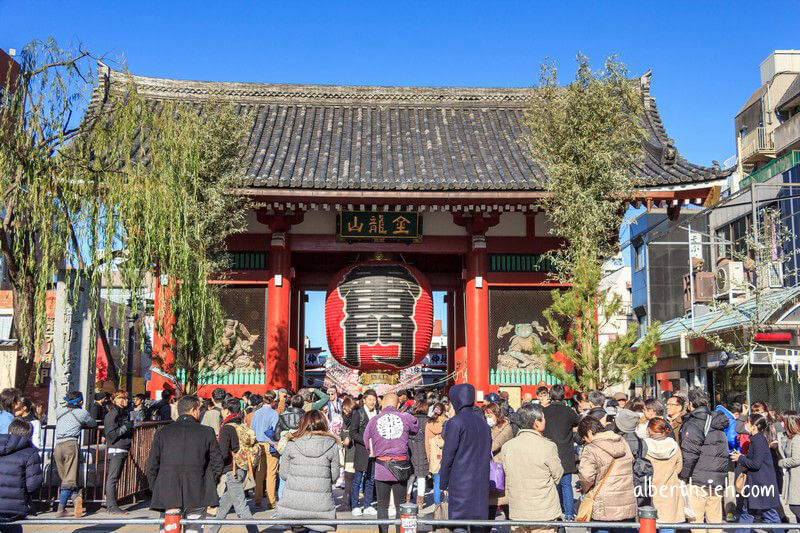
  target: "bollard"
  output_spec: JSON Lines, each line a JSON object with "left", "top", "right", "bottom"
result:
{"left": 399, "top": 502, "right": 418, "bottom": 533}
{"left": 163, "top": 509, "right": 181, "bottom": 533}
{"left": 639, "top": 506, "right": 657, "bottom": 533}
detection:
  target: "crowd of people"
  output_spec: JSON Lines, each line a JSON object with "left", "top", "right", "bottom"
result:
{"left": 1, "top": 382, "right": 800, "bottom": 533}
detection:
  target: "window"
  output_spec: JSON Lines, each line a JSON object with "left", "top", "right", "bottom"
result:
{"left": 634, "top": 243, "right": 645, "bottom": 271}
{"left": 637, "top": 314, "right": 648, "bottom": 337}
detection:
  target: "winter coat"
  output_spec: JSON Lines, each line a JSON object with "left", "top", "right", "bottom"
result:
{"left": 103, "top": 405, "right": 134, "bottom": 451}
{"left": 501, "top": 429, "right": 563, "bottom": 521}
{"left": 542, "top": 402, "right": 580, "bottom": 474}
{"left": 275, "top": 407, "right": 304, "bottom": 441}
{"left": 678, "top": 407, "right": 730, "bottom": 489}
{"left": 149, "top": 400, "right": 172, "bottom": 422}
{"left": 340, "top": 413, "right": 355, "bottom": 466}
{"left": 425, "top": 417, "right": 445, "bottom": 473}
{"left": 738, "top": 432, "right": 781, "bottom": 510}
{"left": 200, "top": 407, "right": 223, "bottom": 437}
{"left": 0, "top": 434, "right": 43, "bottom": 517}
{"left": 779, "top": 435, "right": 800, "bottom": 505}
{"left": 644, "top": 436, "right": 684, "bottom": 523}
{"left": 714, "top": 405, "right": 739, "bottom": 451}
{"left": 578, "top": 431, "right": 637, "bottom": 521}
{"left": 145, "top": 414, "right": 224, "bottom": 511}
{"left": 275, "top": 432, "right": 340, "bottom": 528}
{"left": 349, "top": 406, "right": 377, "bottom": 472}
{"left": 489, "top": 422, "right": 513, "bottom": 506}
{"left": 408, "top": 413, "right": 429, "bottom": 477}
{"left": 440, "top": 384, "right": 491, "bottom": 520}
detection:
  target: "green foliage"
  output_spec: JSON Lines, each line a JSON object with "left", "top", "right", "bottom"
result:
{"left": 0, "top": 39, "right": 251, "bottom": 391}
{"left": 522, "top": 54, "right": 659, "bottom": 390}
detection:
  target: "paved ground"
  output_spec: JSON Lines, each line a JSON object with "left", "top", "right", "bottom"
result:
{"left": 18, "top": 488, "right": 492, "bottom": 532}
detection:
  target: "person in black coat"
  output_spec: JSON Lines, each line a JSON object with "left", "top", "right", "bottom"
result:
{"left": 349, "top": 390, "right": 379, "bottom": 515}
{"left": 731, "top": 414, "right": 784, "bottom": 533}
{"left": 103, "top": 392, "right": 135, "bottom": 514}
{"left": 440, "top": 384, "right": 491, "bottom": 531}
{"left": 146, "top": 395, "right": 224, "bottom": 519}
{"left": 541, "top": 384, "right": 580, "bottom": 519}
{"left": 679, "top": 388, "right": 730, "bottom": 529}
{"left": 0, "top": 419, "right": 43, "bottom": 528}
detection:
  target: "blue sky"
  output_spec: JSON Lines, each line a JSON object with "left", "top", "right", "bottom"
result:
{"left": 3, "top": 0, "right": 795, "bottom": 350}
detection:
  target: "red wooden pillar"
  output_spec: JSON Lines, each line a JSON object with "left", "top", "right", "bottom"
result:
{"left": 147, "top": 273, "right": 176, "bottom": 399}
{"left": 258, "top": 208, "right": 304, "bottom": 391}
{"left": 465, "top": 234, "right": 489, "bottom": 399}
{"left": 266, "top": 233, "right": 291, "bottom": 390}
{"left": 453, "top": 286, "right": 467, "bottom": 385}
{"left": 288, "top": 285, "right": 300, "bottom": 391}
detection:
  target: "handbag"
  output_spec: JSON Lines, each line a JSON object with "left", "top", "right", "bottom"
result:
{"left": 577, "top": 459, "right": 616, "bottom": 522}
{"left": 735, "top": 471, "right": 747, "bottom": 494}
{"left": 433, "top": 500, "right": 450, "bottom": 533}
{"left": 489, "top": 458, "right": 505, "bottom": 491}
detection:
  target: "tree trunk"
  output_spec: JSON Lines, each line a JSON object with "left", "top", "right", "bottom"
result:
{"left": 12, "top": 275, "right": 37, "bottom": 390}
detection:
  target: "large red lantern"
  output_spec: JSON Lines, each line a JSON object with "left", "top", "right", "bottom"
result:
{"left": 325, "top": 261, "right": 434, "bottom": 372}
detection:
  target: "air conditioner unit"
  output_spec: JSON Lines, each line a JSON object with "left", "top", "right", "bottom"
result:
{"left": 714, "top": 261, "right": 746, "bottom": 299}
{"left": 683, "top": 271, "right": 715, "bottom": 311}
{"left": 758, "top": 261, "right": 784, "bottom": 289}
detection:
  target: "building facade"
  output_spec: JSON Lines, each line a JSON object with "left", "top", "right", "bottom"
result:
{"left": 93, "top": 66, "right": 727, "bottom": 399}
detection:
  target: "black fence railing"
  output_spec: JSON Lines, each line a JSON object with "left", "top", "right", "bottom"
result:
{"left": 36, "top": 421, "right": 169, "bottom": 506}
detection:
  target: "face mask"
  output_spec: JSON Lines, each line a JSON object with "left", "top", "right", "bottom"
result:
{"left": 487, "top": 417, "right": 496, "bottom": 428}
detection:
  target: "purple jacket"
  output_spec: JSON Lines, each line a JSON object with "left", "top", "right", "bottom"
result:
{"left": 364, "top": 406, "right": 419, "bottom": 481}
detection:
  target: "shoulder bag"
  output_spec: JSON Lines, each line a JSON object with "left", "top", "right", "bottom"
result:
{"left": 577, "top": 458, "right": 616, "bottom": 522}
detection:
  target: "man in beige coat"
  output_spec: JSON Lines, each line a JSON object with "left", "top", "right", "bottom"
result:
{"left": 501, "top": 403, "right": 563, "bottom": 533}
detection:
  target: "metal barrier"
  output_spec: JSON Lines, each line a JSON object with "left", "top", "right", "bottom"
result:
{"left": 10, "top": 517, "right": 795, "bottom": 530}
{"left": 36, "top": 420, "right": 169, "bottom": 506}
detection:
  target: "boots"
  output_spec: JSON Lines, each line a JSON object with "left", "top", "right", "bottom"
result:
{"left": 55, "top": 504, "right": 68, "bottom": 518}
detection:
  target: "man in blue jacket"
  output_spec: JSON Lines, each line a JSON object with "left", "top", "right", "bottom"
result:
{"left": 250, "top": 390, "right": 279, "bottom": 510}
{"left": 440, "top": 384, "right": 491, "bottom": 533}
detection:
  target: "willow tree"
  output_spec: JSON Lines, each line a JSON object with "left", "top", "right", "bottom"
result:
{"left": 0, "top": 39, "right": 250, "bottom": 390}
{"left": 521, "top": 55, "right": 660, "bottom": 390}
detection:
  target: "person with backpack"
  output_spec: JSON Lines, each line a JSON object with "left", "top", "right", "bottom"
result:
{"left": 208, "top": 398, "right": 259, "bottom": 533}
{"left": 149, "top": 389, "right": 174, "bottom": 422}
{"left": 613, "top": 408, "right": 653, "bottom": 506}
{"left": 679, "top": 388, "right": 730, "bottom": 533}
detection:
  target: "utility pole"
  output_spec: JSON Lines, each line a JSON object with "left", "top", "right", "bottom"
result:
{"left": 126, "top": 298, "right": 138, "bottom": 397}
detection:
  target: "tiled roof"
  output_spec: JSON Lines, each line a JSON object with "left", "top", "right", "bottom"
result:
{"left": 93, "top": 65, "right": 729, "bottom": 192}
{"left": 636, "top": 286, "right": 800, "bottom": 347}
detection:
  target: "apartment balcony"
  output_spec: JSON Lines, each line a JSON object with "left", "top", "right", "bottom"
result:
{"left": 740, "top": 127, "right": 776, "bottom": 165}
{"left": 740, "top": 150, "right": 800, "bottom": 188}
{"left": 775, "top": 113, "right": 800, "bottom": 154}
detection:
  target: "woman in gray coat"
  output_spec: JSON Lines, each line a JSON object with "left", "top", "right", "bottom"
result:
{"left": 779, "top": 412, "right": 800, "bottom": 518}
{"left": 276, "top": 410, "right": 341, "bottom": 531}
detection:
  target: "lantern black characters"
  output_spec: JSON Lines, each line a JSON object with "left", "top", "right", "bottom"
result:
{"left": 325, "top": 262, "right": 434, "bottom": 372}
